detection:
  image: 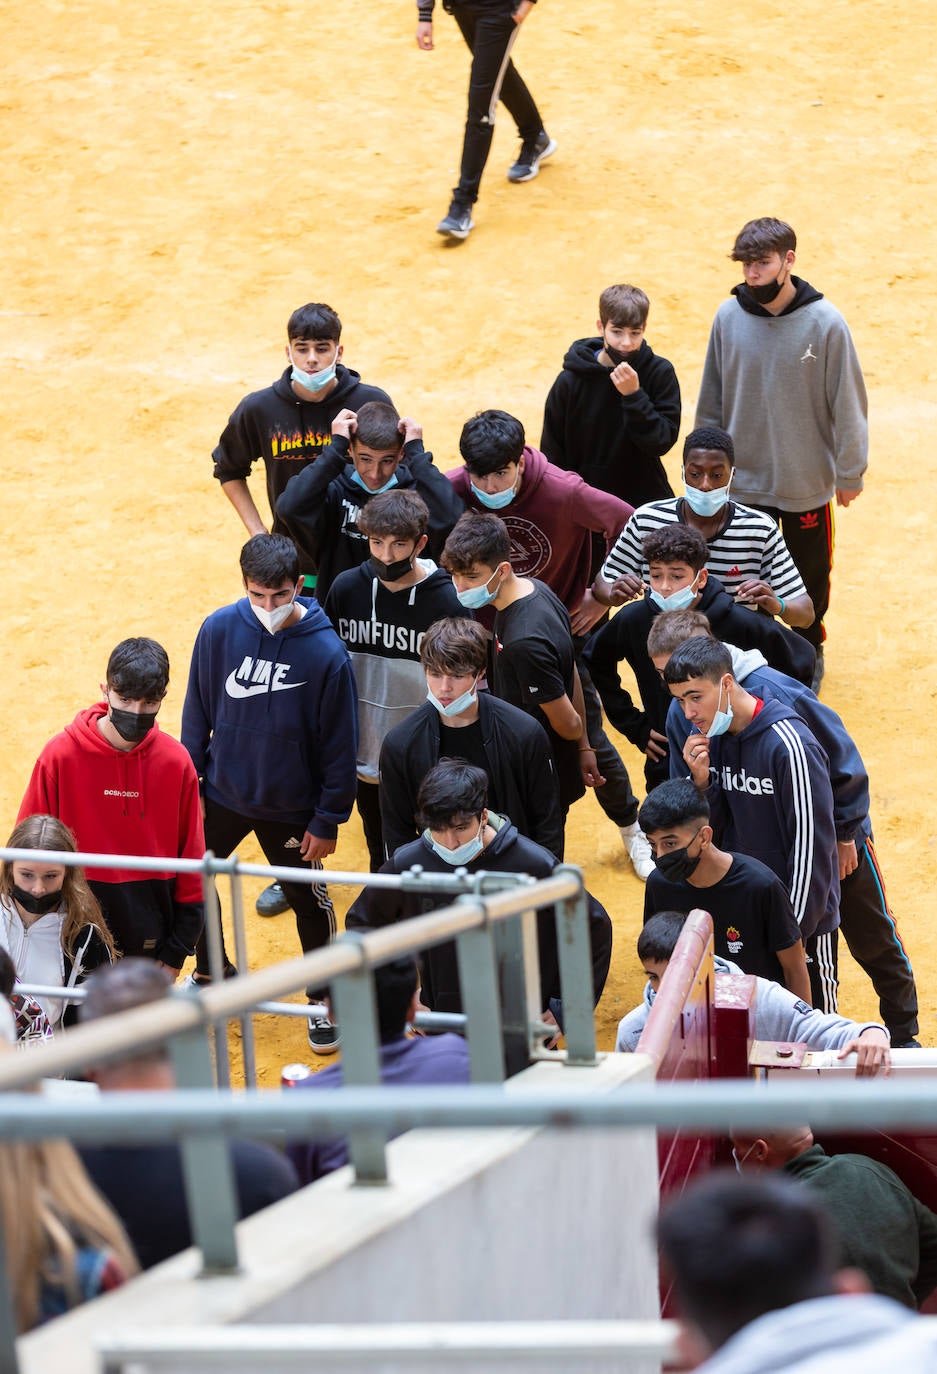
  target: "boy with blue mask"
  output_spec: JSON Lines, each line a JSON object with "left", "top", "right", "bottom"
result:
{"left": 347, "top": 760, "right": 612, "bottom": 1046}
{"left": 594, "top": 426, "right": 815, "bottom": 634}
{"left": 584, "top": 524, "right": 816, "bottom": 796}
{"left": 277, "top": 401, "right": 464, "bottom": 606}
{"left": 212, "top": 303, "right": 393, "bottom": 587}
{"left": 664, "top": 636, "right": 840, "bottom": 1015}
{"left": 380, "top": 618, "right": 565, "bottom": 861}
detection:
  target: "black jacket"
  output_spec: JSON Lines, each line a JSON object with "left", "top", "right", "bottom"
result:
{"left": 345, "top": 817, "right": 612, "bottom": 1016}
{"left": 212, "top": 366, "right": 393, "bottom": 574}
{"left": 379, "top": 693, "right": 565, "bottom": 860}
{"left": 540, "top": 338, "right": 681, "bottom": 508}
{"left": 277, "top": 435, "right": 465, "bottom": 603}
{"left": 583, "top": 574, "right": 816, "bottom": 751}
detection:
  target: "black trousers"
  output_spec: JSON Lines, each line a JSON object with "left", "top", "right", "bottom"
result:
{"left": 450, "top": 4, "right": 543, "bottom": 205}
{"left": 839, "top": 837, "right": 918, "bottom": 1042}
{"left": 196, "top": 798, "right": 335, "bottom": 979}
{"left": 804, "top": 927, "right": 839, "bottom": 1015}
{"left": 748, "top": 501, "right": 834, "bottom": 652}
{"left": 356, "top": 778, "right": 386, "bottom": 873}
{"left": 577, "top": 653, "right": 640, "bottom": 829}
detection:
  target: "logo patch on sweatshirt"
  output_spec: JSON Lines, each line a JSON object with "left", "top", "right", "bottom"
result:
{"left": 800, "top": 344, "right": 817, "bottom": 362}
{"left": 720, "top": 766, "right": 775, "bottom": 796}
{"left": 726, "top": 925, "right": 743, "bottom": 954}
{"left": 501, "top": 517, "right": 551, "bottom": 578}
{"left": 225, "top": 656, "right": 308, "bottom": 699}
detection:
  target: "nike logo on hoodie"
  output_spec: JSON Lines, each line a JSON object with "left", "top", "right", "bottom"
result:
{"left": 225, "top": 656, "right": 307, "bottom": 699}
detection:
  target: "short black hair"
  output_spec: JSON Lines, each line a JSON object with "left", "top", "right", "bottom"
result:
{"left": 459, "top": 410, "right": 525, "bottom": 476}
{"left": 287, "top": 303, "right": 341, "bottom": 342}
{"left": 663, "top": 637, "right": 733, "bottom": 687}
{"left": 354, "top": 401, "right": 402, "bottom": 452}
{"left": 645, "top": 611, "right": 713, "bottom": 660}
{"left": 370, "top": 957, "right": 420, "bottom": 1043}
{"left": 730, "top": 218, "right": 797, "bottom": 263}
{"left": 106, "top": 638, "right": 169, "bottom": 700}
{"left": 638, "top": 780, "right": 709, "bottom": 836}
{"left": 642, "top": 525, "right": 708, "bottom": 572}
{"left": 683, "top": 426, "right": 734, "bottom": 463}
{"left": 416, "top": 760, "right": 488, "bottom": 831}
{"left": 240, "top": 533, "right": 300, "bottom": 588}
{"left": 657, "top": 1171, "right": 835, "bottom": 1353}
{"left": 357, "top": 489, "right": 428, "bottom": 542}
{"left": 442, "top": 511, "right": 510, "bottom": 574}
{"left": 636, "top": 912, "right": 687, "bottom": 964}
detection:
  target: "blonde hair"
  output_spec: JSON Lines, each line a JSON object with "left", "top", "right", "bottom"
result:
{"left": 2, "top": 816, "right": 117, "bottom": 961}
{"left": 0, "top": 1050, "right": 138, "bottom": 1330}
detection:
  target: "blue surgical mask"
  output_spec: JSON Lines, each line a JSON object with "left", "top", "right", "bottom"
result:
{"left": 683, "top": 469, "right": 734, "bottom": 518}
{"left": 290, "top": 351, "right": 338, "bottom": 394}
{"left": 706, "top": 679, "right": 734, "bottom": 738}
{"left": 650, "top": 571, "right": 701, "bottom": 612}
{"left": 470, "top": 469, "right": 520, "bottom": 510}
{"left": 455, "top": 567, "right": 502, "bottom": 610}
{"left": 423, "top": 820, "right": 485, "bottom": 867}
{"left": 350, "top": 469, "right": 399, "bottom": 495}
{"left": 426, "top": 679, "right": 479, "bottom": 718}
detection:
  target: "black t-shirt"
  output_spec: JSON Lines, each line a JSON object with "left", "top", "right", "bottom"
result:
{"left": 438, "top": 717, "right": 490, "bottom": 776}
{"left": 643, "top": 851, "right": 802, "bottom": 986}
{"left": 490, "top": 581, "right": 583, "bottom": 809}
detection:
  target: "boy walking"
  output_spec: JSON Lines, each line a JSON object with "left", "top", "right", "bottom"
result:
{"left": 416, "top": 0, "right": 555, "bottom": 242}
{"left": 696, "top": 218, "right": 868, "bottom": 671}
{"left": 541, "top": 283, "right": 681, "bottom": 510}
{"left": 19, "top": 638, "right": 204, "bottom": 976}
{"left": 181, "top": 534, "right": 358, "bottom": 1052}
{"left": 212, "top": 303, "right": 392, "bottom": 585}
{"left": 277, "top": 404, "right": 464, "bottom": 604}
{"left": 323, "top": 490, "right": 470, "bottom": 870}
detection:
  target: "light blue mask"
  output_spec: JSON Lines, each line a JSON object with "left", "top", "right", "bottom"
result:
{"left": 706, "top": 679, "right": 734, "bottom": 738}
{"left": 650, "top": 571, "right": 701, "bottom": 613}
{"left": 455, "top": 567, "right": 502, "bottom": 610}
{"left": 423, "top": 820, "right": 485, "bottom": 867}
{"left": 471, "top": 471, "right": 519, "bottom": 510}
{"left": 350, "top": 469, "right": 399, "bottom": 495}
{"left": 683, "top": 469, "right": 734, "bottom": 518}
{"left": 290, "top": 356, "right": 337, "bottom": 394}
{"left": 426, "top": 679, "right": 478, "bottom": 718}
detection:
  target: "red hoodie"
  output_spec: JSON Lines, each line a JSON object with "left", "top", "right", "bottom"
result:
{"left": 18, "top": 704, "right": 205, "bottom": 967}
{"left": 447, "top": 447, "right": 633, "bottom": 613}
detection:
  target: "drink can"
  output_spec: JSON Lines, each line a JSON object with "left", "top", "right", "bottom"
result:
{"left": 281, "top": 1062, "right": 313, "bottom": 1088}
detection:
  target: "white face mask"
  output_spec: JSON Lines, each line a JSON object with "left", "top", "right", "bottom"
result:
{"left": 251, "top": 600, "right": 294, "bottom": 634}
{"left": 732, "top": 1142, "right": 757, "bottom": 1174}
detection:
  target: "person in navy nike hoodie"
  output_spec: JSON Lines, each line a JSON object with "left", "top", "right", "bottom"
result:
{"left": 664, "top": 635, "right": 839, "bottom": 1014}
{"left": 181, "top": 534, "right": 358, "bottom": 1006}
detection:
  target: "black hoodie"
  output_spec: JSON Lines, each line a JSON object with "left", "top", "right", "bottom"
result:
{"left": 212, "top": 365, "right": 393, "bottom": 572}
{"left": 276, "top": 434, "right": 465, "bottom": 603}
{"left": 540, "top": 337, "right": 681, "bottom": 508}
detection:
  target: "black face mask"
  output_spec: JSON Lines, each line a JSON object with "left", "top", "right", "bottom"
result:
{"left": 13, "top": 884, "right": 63, "bottom": 916}
{"left": 654, "top": 834, "right": 703, "bottom": 884}
{"left": 748, "top": 277, "right": 785, "bottom": 305}
{"left": 602, "top": 340, "right": 640, "bottom": 368}
{"left": 109, "top": 706, "right": 158, "bottom": 743}
{"left": 368, "top": 553, "right": 413, "bottom": 583}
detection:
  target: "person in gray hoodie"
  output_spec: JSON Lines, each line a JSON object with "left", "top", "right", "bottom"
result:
{"left": 658, "top": 1171, "right": 937, "bottom": 1374}
{"left": 616, "top": 912, "right": 890, "bottom": 1075}
{"left": 696, "top": 217, "right": 868, "bottom": 670}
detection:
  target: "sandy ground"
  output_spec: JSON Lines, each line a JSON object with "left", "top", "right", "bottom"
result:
{"left": 3, "top": 0, "right": 936, "bottom": 1084}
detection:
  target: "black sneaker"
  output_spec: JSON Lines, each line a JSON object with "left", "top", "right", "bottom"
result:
{"left": 180, "top": 962, "right": 238, "bottom": 989}
{"left": 506, "top": 130, "right": 557, "bottom": 183}
{"left": 893, "top": 1038, "right": 922, "bottom": 1049}
{"left": 307, "top": 1013, "right": 341, "bottom": 1055}
{"left": 436, "top": 201, "right": 474, "bottom": 241}
{"left": 256, "top": 881, "right": 290, "bottom": 917}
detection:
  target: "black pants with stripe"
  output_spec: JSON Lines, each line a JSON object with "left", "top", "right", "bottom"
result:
{"left": 749, "top": 501, "right": 834, "bottom": 652}
{"left": 839, "top": 837, "right": 918, "bottom": 1043}
{"left": 451, "top": 4, "right": 543, "bottom": 205}
{"left": 195, "top": 798, "right": 335, "bottom": 979}
{"left": 804, "top": 927, "right": 839, "bottom": 1015}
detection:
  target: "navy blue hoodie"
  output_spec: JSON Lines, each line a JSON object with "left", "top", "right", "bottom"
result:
{"left": 181, "top": 597, "right": 358, "bottom": 840}
{"left": 700, "top": 696, "right": 839, "bottom": 941}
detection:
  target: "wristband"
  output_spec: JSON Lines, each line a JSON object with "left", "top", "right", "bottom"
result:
{"left": 776, "top": 596, "right": 785, "bottom": 616}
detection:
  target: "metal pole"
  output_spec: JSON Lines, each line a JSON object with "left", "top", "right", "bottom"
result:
{"left": 553, "top": 866, "right": 596, "bottom": 1066}
{"left": 328, "top": 935, "right": 387, "bottom": 1184}
{"left": 227, "top": 857, "right": 257, "bottom": 1091}
{"left": 0, "top": 1223, "right": 20, "bottom": 1374}
{"left": 199, "top": 852, "right": 230, "bottom": 1089}
{"left": 454, "top": 907, "right": 505, "bottom": 1083}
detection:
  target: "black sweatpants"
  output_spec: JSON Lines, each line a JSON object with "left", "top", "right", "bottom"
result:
{"left": 450, "top": 4, "right": 543, "bottom": 205}
{"left": 804, "top": 927, "right": 839, "bottom": 1015}
{"left": 577, "top": 651, "right": 640, "bottom": 830}
{"left": 356, "top": 778, "right": 386, "bottom": 873}
{"left": 196, "top": 798, "right": 335, "bottom": 979}
{"left": 839, "top": 837, "right": 918, "bottom": 1043}
{"left": 749, "top": 501, "right": 834, "bottom": 652}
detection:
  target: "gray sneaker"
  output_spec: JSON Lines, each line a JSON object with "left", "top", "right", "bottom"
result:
{"left": 436, "top": 201, "right": 474, "bottom": 241}
{"left": 507, "top": 130, "right": 557, "bottom": 183}
{"left": 307, "top": 1014, "right": 341, "bottom": 1055}
{"left": 256, "top": 881, "right": 290, "bottom": 916}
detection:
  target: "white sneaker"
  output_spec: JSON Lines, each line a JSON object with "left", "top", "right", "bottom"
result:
{"left": 620, "top": 822, "right": 655, "bottom": 881}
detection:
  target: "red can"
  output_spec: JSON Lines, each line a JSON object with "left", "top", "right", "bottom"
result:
{"left": 281, "top": 1062, "right": 313, "bottom": 1088}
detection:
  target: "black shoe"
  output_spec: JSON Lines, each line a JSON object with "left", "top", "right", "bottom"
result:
{"left": 893, "top": 1038, "right": 922, "bottom": 1049}
{"left": 256, "top": 881, "right": 290, "bottom": 917}
{"left": 507, "top": 130, "right": 557, "bottom": 183}
{"left": 307, "top": 1013, "right": 341, "bottom": 1055}
{"left": 181, "top": 962, "right": 238, "bottom": 989}
{"left": 436, "top": 200, "right": 474, "bottom": 241}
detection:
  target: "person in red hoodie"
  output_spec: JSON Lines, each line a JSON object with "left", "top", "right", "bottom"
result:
{"left": 18, "top": 638, "right": 204, "bottom": 979}
{"left": 446, "top": 409, "right": 655, "bottom": 879}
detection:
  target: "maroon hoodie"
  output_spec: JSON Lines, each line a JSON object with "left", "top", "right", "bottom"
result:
{"left": 447, "top": 447, "right": 632, "bottom": 613}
